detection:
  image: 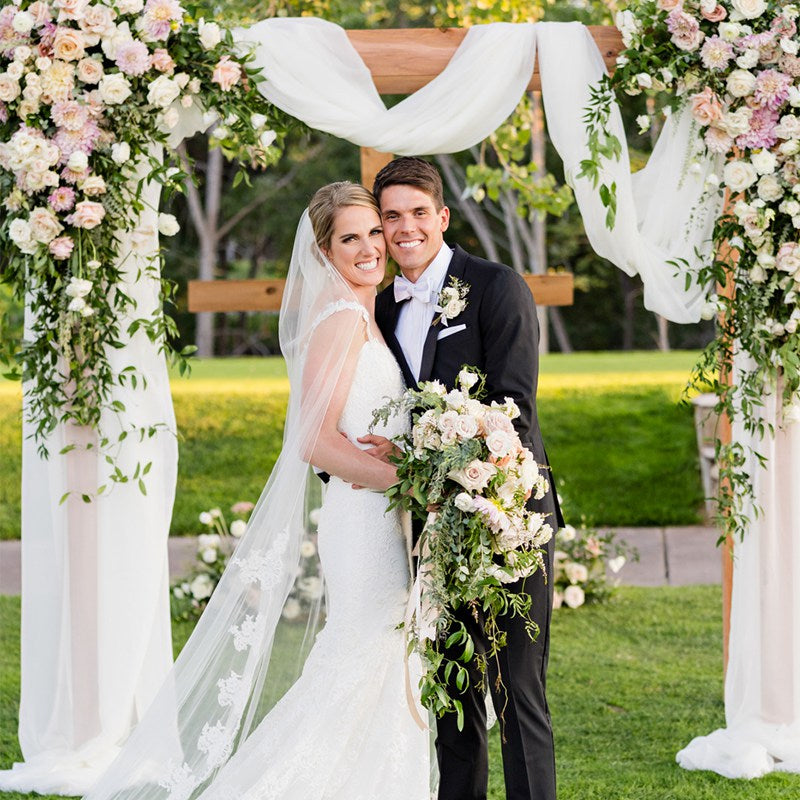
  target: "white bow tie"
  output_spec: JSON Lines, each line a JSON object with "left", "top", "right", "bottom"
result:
{"left": 393, "top": 275, "right": 437, "bottom": 304}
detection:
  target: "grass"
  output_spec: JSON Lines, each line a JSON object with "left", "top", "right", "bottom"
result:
{"left": 0, "top": 587, "right": 796, "bottom": 799}
{"left": 0, "top": 351, "right": 706, "bottom": 539}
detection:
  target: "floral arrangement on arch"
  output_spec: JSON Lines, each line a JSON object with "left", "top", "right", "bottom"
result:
{"left": 171, "top": 501, "right": 324, "bottom": 623}
{"left": 0, "top": 0, "right": 293, "bottom": 489}
{"left": 585, "top": 0, "right": 800, "bottom": 539}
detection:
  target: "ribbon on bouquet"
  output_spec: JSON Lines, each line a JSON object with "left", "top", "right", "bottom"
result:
{"left": 401, "top": 509, "right": 440, "bottom": 732}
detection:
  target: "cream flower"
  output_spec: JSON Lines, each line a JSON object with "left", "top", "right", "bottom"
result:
{"left": 448, "top": 459, "right": 496, "bottom": 492}
{"left": 198, "top": 18, "right": 222, "bottom": 50}
{"left": 29, "top": 207, "right": 63, "bottom": 244}
{"left": 53, "top": 27, "right": 86, "bottom": 62}
{"left": 99, "top": 72, "right": 132, "bottom": 104}
{"left": 563, "top": 585, "right": 585, "bottom": 609}
{"left": 0, "top": 74, "right": 21, "bottom": 103}
{"left": 158, "top": 212, "right": 180, "bottom": 236}
{"left": 727, "top": 69, "right": 757, "bottom": 98}
{"left": 77, "top": 57, "right": 104, "bottom": 83}
{"left": 70, "top": 200, "right": 106, "bottom": 228}
{"left": 732, "top": 0, "right": 767, "bottom": 19}
{"left": 723, "top": 160, "right": 758, "bottom": 192}
{"left": 147, "top": 74, "right": 180, "bottom": 107}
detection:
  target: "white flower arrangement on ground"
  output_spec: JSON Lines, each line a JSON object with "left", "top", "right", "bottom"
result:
{"left": 372, "top": 367, "right": 554, "bottom": 726}
{"left": 170, "top": 500, "right": 324, "bottom": 623}
{"left": 0, "top": 0, "right": 294, "bottom": 494}
{"left": 583, "top": 1, "right": 800, "bottom": 540}
{"left": 551, "top": 519, "right": 636, "bottom": 610}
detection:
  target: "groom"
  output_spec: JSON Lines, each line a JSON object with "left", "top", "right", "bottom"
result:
{"left": 367, "top": 157, "right": 563, "bottom": 800}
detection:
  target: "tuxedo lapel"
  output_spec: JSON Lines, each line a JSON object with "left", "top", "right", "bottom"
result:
{"left": 417, "top": 247, "right": 468, "bottom": 384}
{"left": 377, "top": 289, "right": 417, "bottom": 389}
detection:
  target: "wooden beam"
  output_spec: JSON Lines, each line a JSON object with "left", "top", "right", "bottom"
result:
{"left": 188, "top": 273, "right": 573, "bottom": 313}
{"left": 346, "top": 26, "right": 622, "bottom": 94}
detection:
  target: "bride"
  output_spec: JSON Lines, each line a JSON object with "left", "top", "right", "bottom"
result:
{"left": 84, "top": 183, "right": 430, "bottom": 800}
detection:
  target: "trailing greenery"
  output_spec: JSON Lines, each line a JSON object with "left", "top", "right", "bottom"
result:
{"left": 1, "top": 588, "right": 798, "bottom": 798}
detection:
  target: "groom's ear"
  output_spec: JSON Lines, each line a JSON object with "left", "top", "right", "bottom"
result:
{"left": 439, "top": 205, "right": 450, "bottom": 233}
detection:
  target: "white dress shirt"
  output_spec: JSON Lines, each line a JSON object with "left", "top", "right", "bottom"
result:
{"left": 395, "top": 243, "right": 453, "bottom": 382}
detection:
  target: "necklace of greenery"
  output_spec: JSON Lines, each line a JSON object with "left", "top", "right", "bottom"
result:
{"left": 0, "top": 0, "right": 295, "bottom": 498}
{"left": 582, "top": 0, "right": 800, "bottom": 542}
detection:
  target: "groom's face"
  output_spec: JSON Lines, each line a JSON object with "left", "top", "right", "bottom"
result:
{"left": 379, "top": 185, "right": 450, "bottom": 280}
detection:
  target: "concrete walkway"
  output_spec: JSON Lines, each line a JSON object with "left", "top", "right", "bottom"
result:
{"left": 0, "top": 526, "right": 721, "bottom": 595}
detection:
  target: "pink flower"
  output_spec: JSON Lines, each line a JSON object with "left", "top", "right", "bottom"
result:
{"left": 772, "top": 16, "right": 798, "bottom": 40}
{"left": 0, "top": 102, "right": 7, "bottom": 124}
{"left": 150, "top": 48, "right": 175, "bottom": 73}
{"left": 49, "top": 235, "right": 74, "bottom": 260}
{"left": 212, "top": 55, "right": 241, "bottom": 91}
{"left": 60, "top": 165, "right": 89, "bottom": 185}
{"left": 691, "top": 87, "right": 723, "bottom": 127}
{"left": 48, "top": 185, "right": 75, "bottom": 211}
{"left": 780, "top": 55, "right": 800, "bottom": 79}
{"left": 472, "top": 496, "right": 509, "bottom": 534}
{"left": 142, "top": 0, "right": 183, "bottom": 41}
{"left": 50, "top": 99, "right": 89, "bottom": 131}
{"left": 115, "top": 40, "right": 151, "bottom": 76}
{"left": 701, "top": 4, "right": 726, "bottom": 22}
{"left": 69, "top": 199, "right": 105, "bottom": 229}
{"left": 701, "top": 36, "right": 734, "bottom": 71}
{"left": 657, "top": 0, "right": 681, "bottom": 9}
{"left": 704, "top": 125, "right": 733, "bottom": 155}
{"left": 754, "top": 69, "right": 793, "bottom": 110}
{"left": 585, "top": 537, "right": 602, "bottom": 557}
{"left": 667, "top": 9, "right": 704, "bottom": 52}
{"left": 736, "top": 107, "right": 780, "bottom": 150}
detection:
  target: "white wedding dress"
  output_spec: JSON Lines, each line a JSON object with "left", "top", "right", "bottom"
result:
{"left": 194, "top": 316, "right": 430, "bottom": 800}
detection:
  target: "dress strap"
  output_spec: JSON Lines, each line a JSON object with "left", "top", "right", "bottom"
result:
{"left": 308, "top": 299, "right": 373, "bottom": 340}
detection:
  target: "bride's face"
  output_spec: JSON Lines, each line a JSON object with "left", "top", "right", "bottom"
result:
{"left": 323, "top": 205, "right": 386, "bottom": 292}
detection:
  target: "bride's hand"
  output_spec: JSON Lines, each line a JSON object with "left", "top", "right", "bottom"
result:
{"left": 357, "top": 434, "right": 400, "bottom": 463}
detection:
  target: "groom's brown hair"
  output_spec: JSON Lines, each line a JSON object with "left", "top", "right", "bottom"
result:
{"left": 372, "top": 157, "right": 445, "bottom": 210}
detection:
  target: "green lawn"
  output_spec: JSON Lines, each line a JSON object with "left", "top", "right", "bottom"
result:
{"left": 0, "top": 351, "right": 706, "bottom": 538}
{"left": 0, "top": 587, "right": 796, "bottom": 799}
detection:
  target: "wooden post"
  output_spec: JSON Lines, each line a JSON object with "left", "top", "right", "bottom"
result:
{"left": 360, "top": 147, "right": 394, "bottom": 191}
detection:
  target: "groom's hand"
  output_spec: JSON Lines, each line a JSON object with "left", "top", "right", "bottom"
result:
{"left": 357, "top": 434, "right": 399, "bottom": 463}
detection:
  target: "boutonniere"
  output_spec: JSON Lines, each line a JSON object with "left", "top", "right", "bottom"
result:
{"left": 433, "top": 277, "right": 469, "bottom": 327}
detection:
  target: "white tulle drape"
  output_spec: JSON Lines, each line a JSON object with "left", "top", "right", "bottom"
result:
{"left": 0, "top": 156, "right": 178, "bottom": 796}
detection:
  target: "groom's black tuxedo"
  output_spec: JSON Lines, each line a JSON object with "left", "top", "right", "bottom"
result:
{"left": 376, "top": 245, "right": 561, "bottom": 800}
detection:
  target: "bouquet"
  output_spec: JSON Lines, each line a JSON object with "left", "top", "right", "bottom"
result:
{"left": 372, "top": 367, "right": 554, "bottom": 726}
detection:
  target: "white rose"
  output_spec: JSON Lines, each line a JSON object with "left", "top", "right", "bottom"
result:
{"left": 158, "top": 213, "right": 180, "bottom": 236}
{"left": 14, "top": 45, "right": 32, "bottom": 63}
{"left": 198, "top": 18, "right": 222, "bottom": 50}
{"left": 558, "top": 524, "right": 577, "bottom": 543}
{"left": 564, "top": 562, "right": 589, "bottom": 584}
{"left": 485, "top": 429, "right": 514, "bottom": 459}
{"left": 116, "top": 0, "right": 144, "bottom": 11}
{"left": 0, "top": 74, "right": 20, "bottom": 102}
{"left": 727, "top": 69, "right": 756, "bottom": 98}
{"left": 752, "top": 150, "right": 777, "bottom": 175}
{"left": 250, "top": 112, "right": 267, "bottom": 129}
{"left": 65, "top": 277, "right": 93, "bottom": 297}
{"left": 7, "top": 61, "right": 23, "bottom": 80}
{"left": 454, "top": 414, "right": 479, "bottom": 440}
{"left": 732, "top": 0, "right": 767, "bottom": 19}
{"left": 29, "top": 207, "right": 63, "bottom": 244}
{"left": 187, "top": 77, "right": 201, "bottom": 93}
{"left": 790, "top": 87, "right": 800, "bottom": 109}
{"left": 457, "top": 369, "right": 478, "bottom": 390}
{"left": 190, "top": 574, "right": 214, "bottom": 600}
{"left": 67, "top": 296, "right": 87, "bottom": 312}
{"left": 174, "top": 72, "right": 189, "bottom": 89}
{"left": 111, "top": 141, "right": 130, "bottom": 164}
{"left": 454, "top": 492, "right": 475, "bottom": 513}
{"left": 99, "top": 72, "right": 132, "bottom": 104}
{"left": 448, "top": 459, "right": 496, "bottom": 492}
{"left": 8, "top": 219, "right": 33, "bottom": 247}
{"left": 636, "top": 114, "right": 651, "bottom": 134}
{"left": 67, "top": 151, "right": 89, "bottom": 172}
{"left": 12, "top": 10, "right": 35, "bottom": 32}
{"left": 723, "top": 160, "right": 758, "bottom": 192}
{"left": 782, "top": 200, "right": 800, "bottom": 217}
{"left": 147, "top": 74, "right": 180, "bottom": 108}
{"left": 636, "top": 73, "right": 652, "bottom": 89}
{"left": 77, "top": 57, "right": 104, "bottom": 84}
{"left": 228, "top": 519, "right": 247, "bottom": 538}
{"left": 563, "top": 585, "right": 585, "bottom": 609}
{"left": 757, "top": 174, "right": 783, "bottom": 203}
{"left": 719, "top": 22, "right": 742, "bottom": 41}
{"left": 735, "top": 49, "right": 759, "bottom": 69}
{"left": 80, "top": 174, "right": 107, "bottom": 195}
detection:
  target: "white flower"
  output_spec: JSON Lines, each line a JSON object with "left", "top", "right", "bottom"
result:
{"left": 308, "top": 508, "right": 321, "bottom": 527}
{"left": 198, "top": 533, "right": 220, "bottom": 550}
{"left": 454, "top": 492, "right": 475, "bottom": 512}
{"left": 727, "top": 69, "right": 756, "bottom": 98}
{"left": 29, "top": 207, "right": 63, "bottom": 244}
{"left": 199, "top": 511, "right": 213, "bottom": 525}
{"left": 731, "top": 0, "right": 767, "bottom": 19}
{"left": 486, "top": 429, "right": 515, "bottom": 459}
{"left": 752, "top": 150, "right": 777, "bottom": 176}
{"left": 158, "top": 213, "right": 180, "bottom": 236}
{"left": 116, "top": 0, "right": 144, "bottom": 12}
{"left": 147, "top": 74, "right": 180, "bottom": 108}
{"left": 790, "top": 87, "right": 800, "bottom": 109}
{"left": 111, "top": 141, "right": 130, "bottom": 164}
{"left": 230, "top": 519, "right": 247, "bottom": 538}
{"left": 198, "top": 18, "right": 222, "bottom": 50}
{"left": 200, "top": 547, "right": 217, "bottom": 564}
{"left": 608, "top": 556, "right": 626, "bottom": 574}
{"left": 563, "top": 585, "right": 585, "bottom": 609}
{"left": 65, "top": 277, "right": 92, "bottom": 298}
{"left": 67, "top": 296, "right": 86, "bottom": 312}
{"left": 782, "top": 38, "right": 800, "bottom": 56}
{"left": 636, "top": 73, "right": 652, "bottom": 90}
{"left": 8, "top": 219, "right": 33, "bottom": 247}
{"left": 758, "top": 174, "right": 783, "bottom": 203}
{"left": 99, "top": 72, "right": 132, "bottom": 104}
{"left": 458, "top": 368, "right": 478, "bottom": 390}
{"left": 299, "top": 539, "right": 316, "bottom": 557}
{"left": 615, "top": 9, "right": 639, "bottom": 48}
{"left": 564, "top": 562, "right": 589, "bottom": 584}
{"left": 636, "top": 115, "right": 651, "bottom": 134}
{"left": 66, "top": 151, "right": 89, "bottom": 172}
{"left": 281, "top": 598, "right": 301, "bottom": 620}
{"left": 735, "top": 49, "right": 759, "bottom": 70}
{"left": 0, "top": 74, "right": 21, "bottom": 103}
{"left": 12, "top": 10, "right": 34, "bottom": 32}
{"left": 454, "top": 414, "right": 479, "bottom": 440}
{"left": 558, "top": 524, "right": 577, "bottom": 543}
{"left": 723, "top": 160, "right": 758, "bottom": 192}
{"left": 449, "top": 459, "right": 496, "bottom": 492}
{"left": 161, "top": 106, "right": 180, "bottom": 129}
{"left": 250, "top": 112, "right": 267, "bottom": 129}
{"left": 719, "top": 23, "right": 742, "bottom": 42}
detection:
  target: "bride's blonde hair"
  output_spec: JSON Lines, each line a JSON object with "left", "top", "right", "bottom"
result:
{"left": 308, "top": 182, "right": 380, "bottom": 251}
